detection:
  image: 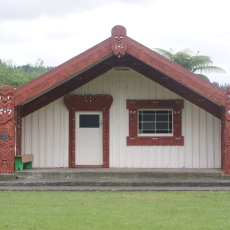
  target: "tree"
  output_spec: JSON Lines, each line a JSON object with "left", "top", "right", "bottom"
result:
{"left": 153, "top": 48, "right": 226, "bottom": 81}
{"left": 0, "top": 58, "right": 54, "bottom": 86}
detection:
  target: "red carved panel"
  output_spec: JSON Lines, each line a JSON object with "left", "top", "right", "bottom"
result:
{"left": 15, "top": 38, "right": 113, "bottom": 106}
{"left": 126, "top": 37, "right": 225, "bottom": 107}
{"left": 125, "top": 55, "right": 222, "bottom": 119}
{"left": 111, "top": 25, "right": 127, "bottom": 56}
{"left": 21, "top": 56, "right": 116, "bottom": 118}
{"left": 0, "top": 86, "right": 15, "bottom": 173}
{"left": 64, "top": 94, "right": 113, "bottom": 168}
{"left": 225, "top": 87, "right": 230, "bottom": 174}
{"left": 127, "top": 99, "right": 184, "bottom": 146}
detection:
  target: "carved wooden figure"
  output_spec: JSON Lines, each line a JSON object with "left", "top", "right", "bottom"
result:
{"left": 111, "top": 25, "right": 127, "bottom": 56}
{"left": 0, "top": 86, "right": 15, "bottom": 173}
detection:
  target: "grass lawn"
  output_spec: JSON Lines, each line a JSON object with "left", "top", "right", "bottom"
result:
{"left": 0, "top": 191, "right": 230, "bottom": 229}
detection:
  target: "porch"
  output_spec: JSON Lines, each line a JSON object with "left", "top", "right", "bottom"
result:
{"left": 1, "top": 168, "right": 230, "bottom": 191}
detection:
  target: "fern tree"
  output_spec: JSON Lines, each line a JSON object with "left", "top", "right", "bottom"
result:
{"left": 153, "top": 48, "right": 225, "bottom": 81}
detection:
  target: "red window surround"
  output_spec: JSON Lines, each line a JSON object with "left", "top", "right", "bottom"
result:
{"left": 64, "top": 94, "right": 113, "bottom": 168}
{"left": 127, "top": 99, "right": 184, "bottom": 146}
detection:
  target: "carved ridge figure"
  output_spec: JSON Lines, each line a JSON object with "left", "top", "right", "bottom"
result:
{"left": 111, "top": 25, "right": 127, "bottom": 56}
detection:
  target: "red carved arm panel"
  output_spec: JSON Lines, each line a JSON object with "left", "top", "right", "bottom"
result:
{"left": 127, "top": 99, "right": 184, "bottom": 146}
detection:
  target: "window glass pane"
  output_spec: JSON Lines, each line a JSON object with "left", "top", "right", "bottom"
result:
{"left": 143, "top": 123, "right": 155, "bottom": 129}
{"left": 169, "top": 115, "right": 172, "bottom": 122}
{"left": 156, "top": 110, "right": 168, "bottom": 114}
{"left": 143, "top": 111, "right": 155, "bottom": 114}
{"left": 156, "top": 122, "right": 168, "bottom": 129}
{"left": 139, "top": 122, "right": 142, "bottom": 129}
{"left": 169, "top": 122, "right": 172, "bottom": 129}
{"left": 143, "top": 115, "right": 155, "bottom": 121}
{"left": 156, "top": 130, "right": 169, "bottom": 134}
{"left": 156, "top": 115, "right": 168, "bottom": 121}
{"left": 143, "top": 130, "right": 156, "bottom": 134}
{"left": 79, "top": 114, "right": 99, "bottom": 128}
{"left": 138, "top": 109, "right": 173, "bottom": 135}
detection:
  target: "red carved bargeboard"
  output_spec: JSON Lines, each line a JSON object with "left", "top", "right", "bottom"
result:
{"left": 127, "top": 99, "right": 184, "bottom": 146}
{"left": 0, "top": 86, "right": 15, "bottom": 173}
{"left": 14, "top": 38, "right": 113, "bottom": 106}
{"left": 64, "top": 94, "right": 113, "bottom": 168}
{"left": 126, "top": 37, "right": 225, "bottom": 107}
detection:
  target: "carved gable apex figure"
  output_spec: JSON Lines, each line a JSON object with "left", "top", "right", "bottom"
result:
{"left": 111, "top": 25, "right": 127, "bottom": 56}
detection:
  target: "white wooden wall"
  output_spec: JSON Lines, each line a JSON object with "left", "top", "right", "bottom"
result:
{"left": 22, "top": 68, "right": 221, "bottom": 168}
{"left": 21, "top": 98, "right": 69, "bottom": 167}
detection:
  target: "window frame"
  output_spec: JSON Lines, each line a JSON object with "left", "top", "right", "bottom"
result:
{"left": 127, "top": 99, "right": 184, "bottom": 146}
{"left": 138, "top": 109, "right": 173, "bottom": 136}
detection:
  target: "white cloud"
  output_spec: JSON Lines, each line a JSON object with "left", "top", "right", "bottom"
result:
{"left": 0, "top": 0, "right": 229, "bottom": 83}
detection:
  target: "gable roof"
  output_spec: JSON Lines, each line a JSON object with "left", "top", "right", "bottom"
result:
{"left": 15, "top": 25, "right": 225, "bottom": 119}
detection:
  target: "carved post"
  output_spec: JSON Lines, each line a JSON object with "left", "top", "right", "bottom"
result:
{"left": 225, "top": 87, "right": 230, "bottom": 174}
{"left": 0, "top": 86, "right": 15, "bottom": 173}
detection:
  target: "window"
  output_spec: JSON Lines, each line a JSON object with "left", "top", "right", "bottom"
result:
{"left": 79, "top": 114, "right": 100, "bottom": 128}
{"left": 138, "top": 110, "right": 173, "bottom": 135}
{"left": 127, "top": 100, "right": 184, "bottom": 146}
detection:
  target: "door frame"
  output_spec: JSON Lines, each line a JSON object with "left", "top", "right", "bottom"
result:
{"left": 64, "top": 94, "right": 113, "bottom": 168}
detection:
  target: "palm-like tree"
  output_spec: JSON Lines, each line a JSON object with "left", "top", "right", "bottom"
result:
{"left": 153, "top": 48, "right": 225, "bottom": 81}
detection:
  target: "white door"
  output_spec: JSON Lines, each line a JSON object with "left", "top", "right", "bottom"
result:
{"left": 75, "top": 111, "right": 103, "bottom": 166}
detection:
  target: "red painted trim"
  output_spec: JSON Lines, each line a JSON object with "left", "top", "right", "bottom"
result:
{"left": 15, "top": 38, "right": 113, "bottom": 106}
{"left": 75, "top": 165, "right": 103, "bottom": 168}
{"left": 126, "top": 37, "right": 225, "bottom": 107}
{"left": 16, "top": 26, "right": 225, "bottom": 112}
{"left": 127, "top": 99, "right": 184, "bottom": 146}
{"left": 21, "top": 56, "right": 116, "bottom": 118}
{"left": 64, "top": 94, "right": 113, "bottom": 168}
{"left": 125, "top": 55, "right": 222, "bottom": 119}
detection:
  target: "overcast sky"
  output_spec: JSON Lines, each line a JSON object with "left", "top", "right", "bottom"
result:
{"left": 0, "top": 0, "right": 229, "bottom": 84}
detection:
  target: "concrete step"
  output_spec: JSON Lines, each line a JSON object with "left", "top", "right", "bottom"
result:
{"left": 1, "top": 178, "right": 230, "bottom": 188}
{"left": 1, "top": 186, "right": 230, "bottom": 191}
{"left": 0, "top": 174, "right": 16, "bottom": 181}
{"left": 14, "top": 168, "right": 228, "bottom": 180}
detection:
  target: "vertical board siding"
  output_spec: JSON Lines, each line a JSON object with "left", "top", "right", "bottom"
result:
{"left": 22, "top": 99, "right": 69, "bottom": 168}
{"left": 22, "top": 69, "right": 221, "bottom": 168}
